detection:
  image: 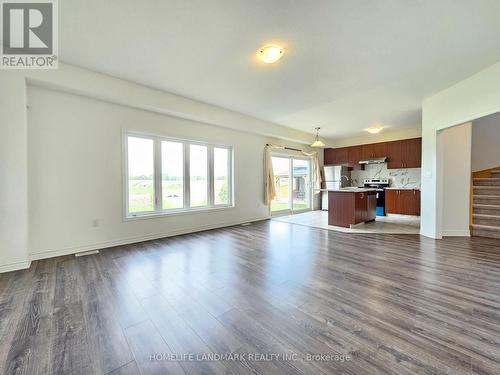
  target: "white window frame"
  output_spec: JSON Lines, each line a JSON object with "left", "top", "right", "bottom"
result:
{"left": 269, "top": 153, "right": 313, "bottom": 217}
{"left": 123, "top": 131, "right": 234, "bottom": 219}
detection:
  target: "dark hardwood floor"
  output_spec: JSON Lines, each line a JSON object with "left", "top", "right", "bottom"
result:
{"left": 1, "top": 220, "right": 500, "bottom": 374}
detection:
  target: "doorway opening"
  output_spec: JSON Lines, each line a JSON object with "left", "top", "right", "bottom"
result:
{"left": 271, "top": 155, "right": 312, "bottom": 216}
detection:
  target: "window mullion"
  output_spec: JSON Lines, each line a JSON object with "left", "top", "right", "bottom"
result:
{"left": 208, "top": 145, "right": 214, "bottom": 207}
{"left": 289, "top": 157, "right": 293, "bottom": 213}
{"left": 184, "top": 142, "right": 190, "bottom": 208}
{"left": 154, "top": 137, "right": 162, "bottom": 212}
{"left": 229, "top": 148, "right": 233, "bottom": 206}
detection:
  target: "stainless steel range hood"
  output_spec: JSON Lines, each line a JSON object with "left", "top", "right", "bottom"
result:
{"left": 358, "top": 157, "right": 387, "bottom": 165}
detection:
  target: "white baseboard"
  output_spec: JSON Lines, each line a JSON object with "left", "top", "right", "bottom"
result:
{"left": 442, "top": 229, "right": 471, "bottom": 237}
{"left": 29, "top": 216, "right": 270, "bottom": 261}
{"left": 0, "top": 261, "right": 32, "bottom": 274}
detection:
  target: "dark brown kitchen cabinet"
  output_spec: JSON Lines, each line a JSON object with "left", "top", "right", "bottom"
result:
{"left": 354, "top": 191, "right": 368, "bottom": 223}
{"left": 324, "top": 148, "right": 335, "bottom": 165}
{"left": 410, "top": 189, "right": 421, "bottom": 215}
{"left": 362, "top": 142, "right": 387, "bottom": 159}
{"left": 336, "top": 147, "right": 349, "bottom": 165}
{"left": 385, "top": 189, "right": 397, "bottom": 213}
{"left": 324, "top": 137, "right": 421, "bottom": 169}
{"left": 387, "top": 140, "right": 404, "bottom": 169}
{"left": 328, "top": 191, "right": 376, "bottom": 227}
{"left": 403, "top": 137, "right": 422, "bottom": 168}
{"left": 325, "top": 147, "right": 348, "bottom": 165}
{"left": 387, "top": 138, "right": 422, "bottom": 169}
{"left": 348, "top": 145, "right": 363, "bottom": 170}
{"left": 385, "top": 189, "right": 420, "bottom": 215}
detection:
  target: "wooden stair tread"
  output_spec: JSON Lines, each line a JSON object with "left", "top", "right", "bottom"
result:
{"left": 473, "top": 213, "right": 500, "bottom": 219}
{"left": 473, "top": 204, "right": 500, "bottom": 209}
{"left": 471, "top": 224, "right": 500, "bottom": 231}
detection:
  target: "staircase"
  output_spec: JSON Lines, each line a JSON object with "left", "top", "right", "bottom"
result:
{"left": 472, "top": 169, "right": 500, "bottom": 239}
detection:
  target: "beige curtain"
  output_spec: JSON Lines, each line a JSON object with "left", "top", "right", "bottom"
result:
{"left": 264, "top": 145, "right": 276, "bottom": 204}
{"left": 302, "top": 150, "right": 323, "bottom": 194}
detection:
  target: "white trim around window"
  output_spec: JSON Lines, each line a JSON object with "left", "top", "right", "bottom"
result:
{"left": 123, "top": 131, "right": 234, "bottom": 219}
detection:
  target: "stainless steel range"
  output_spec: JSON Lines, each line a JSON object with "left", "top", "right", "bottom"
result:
{"left": 363, "top": 178, "right": 390, "bottom": 216}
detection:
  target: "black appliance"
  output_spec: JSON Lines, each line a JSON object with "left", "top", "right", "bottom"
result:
{"left": 363, "top": 178, "right": 390, "bottom": 216}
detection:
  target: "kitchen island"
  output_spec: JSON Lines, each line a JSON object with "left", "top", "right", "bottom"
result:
{"left": 325, "top": 189, "right": 377, "bottom": 227}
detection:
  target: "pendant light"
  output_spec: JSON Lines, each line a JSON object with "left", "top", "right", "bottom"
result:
{"left": 310, "top": 127, "right": 325, "bottom": 148}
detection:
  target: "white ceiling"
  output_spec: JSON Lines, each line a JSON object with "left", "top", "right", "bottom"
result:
{"left": 60, "top": 0, "right": 500, "bottom": 140}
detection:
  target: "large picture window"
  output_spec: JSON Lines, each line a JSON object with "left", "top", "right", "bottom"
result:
{"left": 125, "top": 133, "right": 233, "bottom": 218}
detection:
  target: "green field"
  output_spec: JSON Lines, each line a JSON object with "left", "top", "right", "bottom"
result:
{"left": 128, "top": 178, "right": 227, "bottom": 213}
{"left": 271, "top": 202, "right": 308, "bottom": 212}
{"left": 129, "top": 180, "right": 155, "bottom": 212}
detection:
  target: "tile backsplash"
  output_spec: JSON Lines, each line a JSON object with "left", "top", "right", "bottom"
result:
{"left": 350, "top": 164, "right": 421, "bottom": 189}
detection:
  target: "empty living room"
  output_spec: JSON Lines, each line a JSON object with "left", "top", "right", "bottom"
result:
{"left": 2, "top": 1, "right": 500, "bottom": 374}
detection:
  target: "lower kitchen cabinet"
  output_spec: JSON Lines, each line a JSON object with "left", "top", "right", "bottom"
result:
{"left": 329, "top": 191, "right": 377, "bottom": 227}
{"left": 385, "top": 189, "right": 420, "bottom": 216}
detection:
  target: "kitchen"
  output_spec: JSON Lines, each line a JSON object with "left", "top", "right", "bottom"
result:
{"left": 277, "top": 137, "right": 422, "bottom": 233}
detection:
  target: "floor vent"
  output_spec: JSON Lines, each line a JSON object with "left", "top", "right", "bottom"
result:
{"left": 75, "top": 250, "right": 100, "bottom": 257}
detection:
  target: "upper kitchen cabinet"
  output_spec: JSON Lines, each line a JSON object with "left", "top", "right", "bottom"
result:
{"left": 324, "top": 147, "right": 348, "bottom": 165}
{"left": 362, "top": 142, "right": 387, "bottom": 159}
{"left": 324, "top": 137, "right": 421, "bottom": 170}
{"left": 348, "top": 145, "right": 363, "bottom": 170}
{"left": 402, "top": 137, "right": 422, "bottom": 168}
{"left": 387, "top": 140, "right": 403, "bottom": 169}
{"left": 387, "top": 138, "right": 421, "bottom": 169}
{"left": 324, "top": 148, "right": 334, "bottom": 165}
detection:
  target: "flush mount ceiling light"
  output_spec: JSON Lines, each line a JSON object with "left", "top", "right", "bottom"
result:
{"left": 366, "top": 125, "right": 384, "bottom": 134}
{"left": 256, "top": 45, "right": 284, "bottom": 64}
{"left": 310, "top": 127, "right": 325, "bottom": 148}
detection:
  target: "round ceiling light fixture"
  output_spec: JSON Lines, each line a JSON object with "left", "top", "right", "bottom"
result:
{"left": 256, "top": 45, "right": 284, "bottom": 64}
{"left": 310, "top": 127, "right": 325, "bottom": 148}
{"left": 366, "top": 125, "right": 384, "bottom": 134}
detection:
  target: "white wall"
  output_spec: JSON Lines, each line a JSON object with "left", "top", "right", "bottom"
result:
{"left": 0, "top": 64, "right": 318, "bottom": 272}
{"left": 28, "top": 85, "right": 281, "bottom": 258}
{"left": 0, "top": 75, "right": 30, "bottom": 272}
{"left": 421, "top": 61, "right": 500, "bottom": 239}
{"left": 438, "top": 123, "right": 472, "bottom": 236}
{"left": 471, "top": 112, "right": 500, "bottom": 171}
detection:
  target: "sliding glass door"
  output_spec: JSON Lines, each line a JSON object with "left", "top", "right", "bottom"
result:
{"left": 271, "top": 157, "right": 291, "bottom": 212}
{"left": 271, "top": 155, "right": 312, "bottom": 215}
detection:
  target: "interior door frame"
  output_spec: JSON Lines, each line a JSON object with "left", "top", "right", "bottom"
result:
{"left": 270, "top": 153, "right": 313, "bottom": 217}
